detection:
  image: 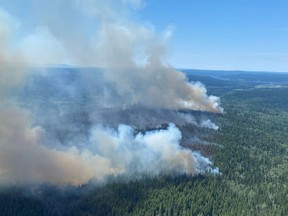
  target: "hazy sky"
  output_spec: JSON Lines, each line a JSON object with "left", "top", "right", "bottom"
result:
{"left": 139, "top": 0, "right": 288, "bottom": 72}
{"left": 1, "top": 0, "right": 288, "bottom": 72}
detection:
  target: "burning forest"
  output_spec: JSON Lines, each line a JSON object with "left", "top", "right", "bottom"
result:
{"left": 0, "top": 0, "right": 223, "bottom": 186}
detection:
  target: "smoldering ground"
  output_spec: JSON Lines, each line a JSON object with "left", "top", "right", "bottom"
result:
{"left": 0, "top": 0, "right": 223, "bottom": 186}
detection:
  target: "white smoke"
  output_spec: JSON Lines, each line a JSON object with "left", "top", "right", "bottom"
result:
{"left": 200, "top": 119, "right": 219, "bottom": 130}
{"left": 0, "top": 0, "right": 223, "bottom": 112}
{"left": 0, "top": 0, "right": 222, "bottom": 185}
{"left": 0, "top": 115, "right": 213, "bottom": 185}
{"left": 89, "top": 124, "right": 212, "bottom": 176}
{"left": 178, "top": 113, "right": 219, "bottom": 130}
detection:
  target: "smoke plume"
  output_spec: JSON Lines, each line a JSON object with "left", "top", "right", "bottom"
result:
{"left": 0, "top": 0, "right": 223, "bottom": 185}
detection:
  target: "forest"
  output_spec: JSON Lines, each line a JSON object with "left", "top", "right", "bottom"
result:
{"left": 0, "top": 70, "right": 288, "bottom": 216}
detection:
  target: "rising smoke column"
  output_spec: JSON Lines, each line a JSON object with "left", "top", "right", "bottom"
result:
{"left": 2, "top": 0, "right": 223, "bottom": 112}
{"left": 0, "top": 0, "right": 223, "bottom": 185}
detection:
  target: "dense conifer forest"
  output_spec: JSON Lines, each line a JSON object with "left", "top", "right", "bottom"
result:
{"left": 1, "top": 71, "right": 288, "bottom": 215}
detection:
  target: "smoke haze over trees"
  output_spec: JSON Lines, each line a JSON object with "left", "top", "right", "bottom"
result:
{"left": 0, "top": 0, "right": 222, "bottom": 185}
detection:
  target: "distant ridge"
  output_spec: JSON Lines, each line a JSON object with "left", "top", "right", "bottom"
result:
{"left": 179, "top": 68, "right": 288, "bottom": 74}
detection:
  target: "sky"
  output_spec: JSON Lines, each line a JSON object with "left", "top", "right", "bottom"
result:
{"left": 1, "top": 0, "right": 288, "bottom": 72}
{"left": 138, "top": 0, "right": 288, "bottom": 72}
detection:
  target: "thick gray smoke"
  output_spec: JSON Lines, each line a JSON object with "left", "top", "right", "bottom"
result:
{"left": 0, "top": 0, "right": 222, "bottom": 185}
